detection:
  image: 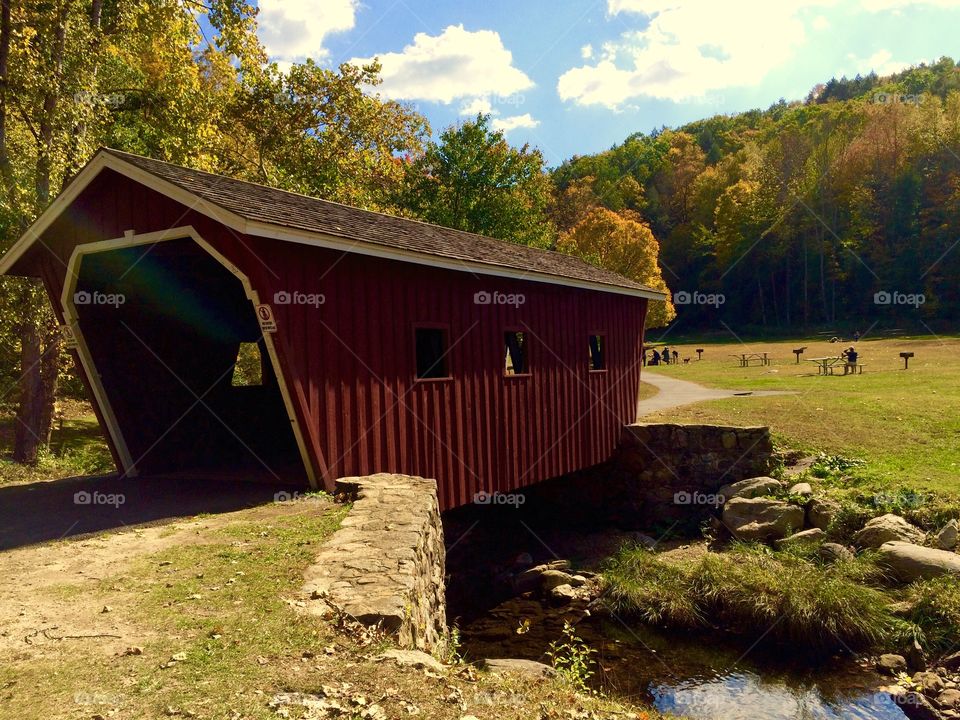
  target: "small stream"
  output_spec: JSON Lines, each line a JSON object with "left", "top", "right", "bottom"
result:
{"left": 459, "top": 595, "right": 907, "bottom": 720}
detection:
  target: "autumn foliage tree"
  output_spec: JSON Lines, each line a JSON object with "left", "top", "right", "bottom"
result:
{"left": 0, "top": 0, "right": 428, "bottom": 464}
{"left": 553, "top": 57, "right": 960, "bottom": 331}
{"left": 558, "top": 208, "right": 676, "bottom": 327}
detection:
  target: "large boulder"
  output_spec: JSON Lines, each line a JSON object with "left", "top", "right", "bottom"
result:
{"left": 935, "top": 519, "right": 959, "bottom": 550}
{"left": 722, "top": 497, "right": 805, "bottom": 542}
{"left": 538, "top": 569, "right": 577, "bottom": 591}
{"left": 788, "top": 482, "right": 813, "bottom": 498}
{"left": 717, "top": 477, "right": 783, "bottom": 502}
{"left": 512, "top": 561, "right": 571, "bottom": 594}
{"left": 807, "top": 497, "right": 841, "bottom": 530}
{"left": 819, "top": 542, "right": 855, "bottom": 564}
{"left": 854, "top": 514, "right": 926, "bottom": 548}
{"left": 775, "top": 527, "right": 826, "bottom": 549}
{"left": 877, "top": 653, "right": 908, "bottom": 675}
{"left": 913, "top": 671, "right": 945, "bottom": 697}
{"left": 877, "top": 541, "right": 960, "bottom": 582}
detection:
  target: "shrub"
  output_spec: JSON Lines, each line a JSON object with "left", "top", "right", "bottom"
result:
{"left": 547, "top": 621, "right": 598, "bottom": 693}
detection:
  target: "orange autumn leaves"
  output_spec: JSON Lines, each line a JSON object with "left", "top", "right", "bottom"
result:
{"left": 558, "top": 207, "right": 676, "bottom": 327}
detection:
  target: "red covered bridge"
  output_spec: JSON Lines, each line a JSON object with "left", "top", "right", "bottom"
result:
{"left": 0, "top": 149, "right": 664, "bottom": 510}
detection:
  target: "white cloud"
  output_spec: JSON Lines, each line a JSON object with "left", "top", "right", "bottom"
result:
{"left": 492, "top": 114, "right": 540, "bottom": 133}
{"left": 560, "top": 1, "right": 825, "bottom": 107}
{"left": 258, "top": 0, "right": 358, "bottom": 64}
{"left": 350, "top": 25, "right": 534, "bottom": 104}
{"left": 460, "top": 97, "right": 494, "bottom": 116}
{"left": 812, "top": 14, "right": 831, "bottom": 29}
{"left": 846, "top": 48, "right": 918, "bottom": 76}
{"left": 581, "top": 44, "right": 594, "bottom": 60}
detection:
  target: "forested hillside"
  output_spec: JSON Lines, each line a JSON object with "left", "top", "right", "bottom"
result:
{"left": 552, "top": 57, "right": 960, "bottom": 332}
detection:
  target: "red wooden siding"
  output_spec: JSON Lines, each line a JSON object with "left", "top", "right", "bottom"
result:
{"left": 28, "top": 169, "right": 649, "bottom": 511}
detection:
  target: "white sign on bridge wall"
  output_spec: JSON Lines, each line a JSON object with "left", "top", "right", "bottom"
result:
{"left": 256, "top": 304, "right": 277, "bottom": 333}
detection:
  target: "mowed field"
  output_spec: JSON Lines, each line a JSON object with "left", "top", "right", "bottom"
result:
{"left": 641, "top": 335, "right": 960, "bottom": 492}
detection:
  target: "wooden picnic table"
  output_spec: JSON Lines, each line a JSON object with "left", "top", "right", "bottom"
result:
{"left": 730, "top": 352, "right": 770, "bottom": 367}
{"left": 806, "top": 356, "right": 846, "bottom": 375}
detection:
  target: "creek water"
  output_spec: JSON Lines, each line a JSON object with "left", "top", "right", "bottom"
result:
{"left": 459, "top": 595, "right": 908, "bottom": 720}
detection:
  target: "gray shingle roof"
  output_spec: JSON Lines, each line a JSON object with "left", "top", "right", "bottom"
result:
{"left": 103, "top": 148, "right": 663, "bottom": 297}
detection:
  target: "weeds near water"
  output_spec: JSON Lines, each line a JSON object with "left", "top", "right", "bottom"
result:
{"left": 547, "top": 622, "right": 598, "bottom": 694}
{"left": 604, "top": 545, "right": 704, "bottom": 628}
{"left": 904, "top": 576, "right": 960, "bottom": 653}
{"left": 604, "top": 543, "right": 894, "bottom": 653}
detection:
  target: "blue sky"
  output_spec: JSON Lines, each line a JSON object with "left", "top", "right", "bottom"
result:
{"left": 254, "top": 0, "right": 960, "bottom": 166}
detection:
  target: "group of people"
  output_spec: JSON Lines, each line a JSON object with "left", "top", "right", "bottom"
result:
{"left": 646, "top": 346, "right": 679, "bottom": 366}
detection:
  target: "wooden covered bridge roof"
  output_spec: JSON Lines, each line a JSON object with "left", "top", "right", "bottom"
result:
{"left": 1, "top": 148, "right": 666, "bottom": 301}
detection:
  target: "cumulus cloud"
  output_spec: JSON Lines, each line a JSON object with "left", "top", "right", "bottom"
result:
{"left": 492, "top": 114, "right": 540, "bottom": 132}
{"left": 351, "top": 25, "right": 539, "bottom": 134}
{"left": 560, "top": 0, "right": 959, "bottom": 109}
{"left": 258, "top": 0, "right": 358, "bottom": 64}
{"left": 847, "top": 48, "right": 918, "bottom": 76}
{"left": 350, "top": 25, "right": 534, "bottom": 104}
{"left": 559, "top": 1, "right": 822, "bottom": 107}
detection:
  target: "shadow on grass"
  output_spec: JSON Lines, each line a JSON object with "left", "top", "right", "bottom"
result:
{"left": 0, "top": 473, "right": 302, "bottom": 552}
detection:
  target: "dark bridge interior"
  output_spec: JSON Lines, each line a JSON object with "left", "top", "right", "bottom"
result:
{"left": 72, "top": 238, "right": 304, "bottom": 482}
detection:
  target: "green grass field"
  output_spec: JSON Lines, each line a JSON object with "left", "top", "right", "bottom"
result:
{"left": 643, "top": 335, "right": 960, "bottom": 492}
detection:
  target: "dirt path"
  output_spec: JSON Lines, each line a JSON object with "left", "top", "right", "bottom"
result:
{"left": 0, "top": 500, "right": 314, "bottom": 660}
{"left": 637, "top": 371, "right": 792, "bottom": 418}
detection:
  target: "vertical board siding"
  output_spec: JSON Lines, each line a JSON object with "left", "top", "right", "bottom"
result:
{"left": 242, "top": 238, "right": 648, "bottom": 511}
{"left": 33, "top": 171, "right": 649, "bottom": 511}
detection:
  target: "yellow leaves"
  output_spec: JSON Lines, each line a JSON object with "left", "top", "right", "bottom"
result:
{"left": 558, "top": 207, "right": 676, "bottom": 326}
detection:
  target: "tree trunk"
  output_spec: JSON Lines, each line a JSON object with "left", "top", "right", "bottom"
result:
{"left": 13, "top": 308, "right": 43, "bottom": 463}
{"left": 12, "top": 0, "right": 67, "bottom": 462}
{"left": 803, "top": 237, "right": 809, "bottom": 327}
{"left": 39, "top": 319, "right": 61, "bottom": 445}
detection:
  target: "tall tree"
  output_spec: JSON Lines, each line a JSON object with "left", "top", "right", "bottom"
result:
{"left": 400, "top": 114, "right": 554, "bottom": 247}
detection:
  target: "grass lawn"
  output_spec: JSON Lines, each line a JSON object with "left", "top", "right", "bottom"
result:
{"left": 641, "top": 335, "right": 960, "bottom": 492}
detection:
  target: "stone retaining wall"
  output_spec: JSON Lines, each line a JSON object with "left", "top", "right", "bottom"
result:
{"left": 522, "top": 422, "right": 775, "bottom": 528}
{"left": 608, "top": 422, "right": 775, "bottom": 525}
{"left": 301, "top": 473, "right": 447, "bottom": 652}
